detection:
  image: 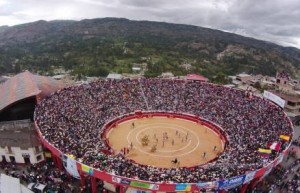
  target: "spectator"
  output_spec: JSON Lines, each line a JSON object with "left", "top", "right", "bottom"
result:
{"left": 34, "top": 78, "right": 293, "bottom": 183}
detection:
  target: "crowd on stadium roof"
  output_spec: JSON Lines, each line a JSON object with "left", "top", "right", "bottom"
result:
{"left": 35, "top": 78, "right": 293, "bottom": 183}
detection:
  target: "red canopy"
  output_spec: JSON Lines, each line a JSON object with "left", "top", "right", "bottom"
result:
{"left": 0, "top": 71, "right": 64, "bottom": 111}
{"left": 185, "top": 74, "right": 208, "bottom": 82}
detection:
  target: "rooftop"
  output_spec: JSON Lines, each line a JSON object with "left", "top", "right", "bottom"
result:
{"left": 185, "top": 74, "right": 208, "bottom": 82}
{"left": 270, "top": 90, "right": 300, "bottom": 103}
{"left": 237, "top": 73, "right": 251, "bottom": 78}
{"left": 0, "top": 71, "right": 64, "bottom": 112}
{"left": 0, "top": 119, "right": 40, "bottom": 148}
{"left": 107, "top": 73, "right": 122, "bottom": 80}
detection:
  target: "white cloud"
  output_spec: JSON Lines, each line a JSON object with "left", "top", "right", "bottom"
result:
{"left": 0, "top": 0, "right": 299, "bottom": 48}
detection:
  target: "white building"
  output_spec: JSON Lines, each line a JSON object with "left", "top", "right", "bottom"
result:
{"left": 0, "top": 120, "right": 44, "bottom": 164}
{"left": 107, "top": 73, "right": 122, "bottom": 80}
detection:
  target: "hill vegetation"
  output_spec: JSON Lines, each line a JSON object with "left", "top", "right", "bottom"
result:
{"left": 0, "top": 18, "right": 299, "bottom": 81}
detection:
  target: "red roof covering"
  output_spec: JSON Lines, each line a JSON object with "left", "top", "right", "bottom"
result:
{"left": 185, "top": 74, "right": 208, "bottom": 82}
{"left": 0, "top": 71, "right": 64, "bottom": 111}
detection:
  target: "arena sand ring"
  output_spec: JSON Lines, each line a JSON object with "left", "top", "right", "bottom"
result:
{"left": 106, "top": 116, "right": 225, "bottom": 168}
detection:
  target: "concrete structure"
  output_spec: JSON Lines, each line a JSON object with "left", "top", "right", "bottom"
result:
{"left": 270, "top": 91, "right": 300, "bottom": 116}
{"left": 269, "top": 71, "right": 300, "bottom": 116}
{"left": 52, "top": 74, "right": 66, "bottom": 80}
{"left": 0, "top": 120, "right": 43, "bottom": 164}
{"left": 132, "top": 63, "right": 142, "bottom": 71}
{"left": 107, "top": 73, "right": 122, "bottom": 80}
{"left": 236, "top": 73, "right": 252, "bottom": 83}
{"left": 161, "top": 72, "right": 174, "bottom": 78}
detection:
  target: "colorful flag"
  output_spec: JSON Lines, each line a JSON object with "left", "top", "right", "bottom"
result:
{"left": 258, "top": 148, "right": 272, "bottom": 154}
{"left": 269, "top": 142, "right": 281, "bottom": 151}
{"left": 81, "top": 164, "right": 94, "bottom": 175}
{"left": 66, "top": 154, "right": 76, "bottom": 159}
{"left": 65, "top": 156, "right": 80, "bottom": 179}
{"left": 280, "top": 135, "right": 290, "bottom": 141}
{"left": 258, "top": 148, "right": 272, "bottom": 157}
{"left": 175, "top": 184, "right": 191, "bottom": 191}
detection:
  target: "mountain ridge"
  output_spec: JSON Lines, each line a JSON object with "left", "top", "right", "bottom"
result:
{"left": 0, "top": 18, "right": 299, "bottom": 79}
{"left": 0, "top": 18, "right": 295, "bottom": 50}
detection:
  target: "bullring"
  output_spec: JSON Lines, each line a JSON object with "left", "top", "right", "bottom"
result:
{"left": 34, "top": 78, "right": 293, "bottom": 191}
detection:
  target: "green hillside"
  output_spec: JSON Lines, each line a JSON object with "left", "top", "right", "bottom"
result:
{"left": 0, "top": 18, "right": 299, "bottom": 81}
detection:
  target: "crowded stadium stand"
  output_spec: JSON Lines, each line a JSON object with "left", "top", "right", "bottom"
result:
{"left": 34, "top": 78, "right": 293, "bottom": 192}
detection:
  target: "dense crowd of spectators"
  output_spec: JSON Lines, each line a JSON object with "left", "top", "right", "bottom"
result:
{"left": 253, "top": 145, "right": 300, "bottom": 193}
{"left": 0, "top": 161, "right": 75, "bottom": 193}
{"left": 35, "top": 78, "right": 293, "bottom": 183}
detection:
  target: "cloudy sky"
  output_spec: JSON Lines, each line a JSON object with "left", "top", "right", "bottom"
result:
{"left": 1, "top": 0, "right": 300, "bottom": 48}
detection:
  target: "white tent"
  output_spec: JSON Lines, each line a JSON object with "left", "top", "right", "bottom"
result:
{"left": 21, "top": 186, "right": 34, "bottom": 193}
{"left": 0, "top": 173, "right": 21, "bottom": 193}
{"left": 0, "top": 174, "right": 33, "bottom": 193}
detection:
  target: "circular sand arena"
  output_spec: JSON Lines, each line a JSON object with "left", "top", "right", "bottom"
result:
{"left": 106, "top": 116, "right": 225, "bottom": 168}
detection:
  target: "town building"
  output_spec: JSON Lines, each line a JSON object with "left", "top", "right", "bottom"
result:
{"left": 0, "top": 120, "right": 42, "bottom": 164}
{"left": 132, "top": 63, "right": 142, "bottom": 72}
{"left": 0, "top": 71, "right": 64, "bottom": 164}
{"left": 107, "top": 73, "right": 122, "bottom": 80}
{"left": 230, "top": 71, "right": 300, "bottom": 116}
{"left": 236, "top": 73, "right": 253, "bottom": 83}
{"left": 161, "top": 72, "right": 174, "bottom": 78}
{"left": 269, "top": 71, "right": 300, "bottom": 116}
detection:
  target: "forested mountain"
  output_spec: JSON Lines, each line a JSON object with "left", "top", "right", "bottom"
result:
{"left": 0, "top": 18, "right": 299, "bottom": 80}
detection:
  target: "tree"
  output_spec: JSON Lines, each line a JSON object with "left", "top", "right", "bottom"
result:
{"left": 253, "top": 81, "right": 262, "bottom": 90}
{"left": 212, "top": 72, "right": 229, "bottom": 84}
{"left": 14, "top": 63, "right": 21, "bottom": 73}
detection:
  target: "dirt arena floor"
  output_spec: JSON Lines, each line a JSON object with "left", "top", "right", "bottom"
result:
{"left": 106, "top": 117, "right": 224, "bottom": 168}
